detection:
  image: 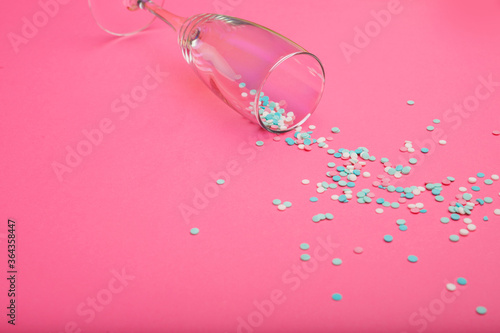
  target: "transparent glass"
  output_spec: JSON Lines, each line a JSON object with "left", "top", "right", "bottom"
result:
{"left": 89, "top": 0, "right": 326, "bottom": 133}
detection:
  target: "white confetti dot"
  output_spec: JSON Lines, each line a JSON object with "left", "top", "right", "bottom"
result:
{"left": 446, "top": 283, "right": 457, "bottom": 291}
{"left": 459, "top": 229, "right": 469, "bottom": 236}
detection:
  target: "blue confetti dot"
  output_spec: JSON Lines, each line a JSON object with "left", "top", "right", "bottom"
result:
{"left": 408, "top": 255, "right": 418, "bottom": 263}
{"left": 476, "top": 306, "right": 487, "bottom": 315}
{"left": 300, "top": 254, "right": 311, "bottom": 261}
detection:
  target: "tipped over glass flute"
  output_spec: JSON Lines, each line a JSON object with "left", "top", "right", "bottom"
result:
{"left": 89, "top": 0, "right": 326, "bottom": 133}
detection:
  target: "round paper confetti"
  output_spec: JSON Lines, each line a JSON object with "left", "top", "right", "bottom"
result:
{"left": 190, "top": 228, "right": 199, "bottom": 235}
{"left": 332, "top": 293, "right": 342, "bottom": 301}
{"left": 300, "top": 243, "right": 310, "bottom": 250}
{"left": 332, "top": 258, "right": 342, "bottom": 266}
{"left": 407, "top": 255, "right": 418, "bottom": 263}
{"left": 476, "top": 306, "right": 487, "bottom": 315}
{"left": 300, "top": 254, "right": 311, "bottom": 261}
{"left": 446, "top": 283, "right": 456, "bottom": 291}
{"left": 216, "top": 179, "right": 225, "bottom": 185}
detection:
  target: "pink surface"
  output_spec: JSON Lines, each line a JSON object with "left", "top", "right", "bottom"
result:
{"left": 1, "top": 0, "right": 500, "bottom": 332}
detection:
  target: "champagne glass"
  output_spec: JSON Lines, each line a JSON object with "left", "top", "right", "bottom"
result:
{"left": 89, "top": 0, "right": 326, "bottom": 133}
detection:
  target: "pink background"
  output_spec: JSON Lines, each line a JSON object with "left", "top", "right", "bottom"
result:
{"left": 1, "top": 0, "right": 500, "bottom": 332}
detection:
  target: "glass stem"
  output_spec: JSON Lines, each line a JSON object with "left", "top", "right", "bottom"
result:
{"left": 139, "top": 0, "right": 185, "bottom": 32}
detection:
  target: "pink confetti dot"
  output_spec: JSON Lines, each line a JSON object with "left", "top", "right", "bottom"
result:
{"left": 410, "top": 208, "right": 420, "bottom": 214}
{"left": 398, "top": 198, "right": 407, "bottom": 203}
{"left": 304, "top": 146, "right": 312, "bottom": 151}
{"left": 442, "top": 179, "right": 451, "bottom": 185}
{"left": 353, "top": 247, "right": 363, "bottom": 254}
{"left": 493, "top": 130, "right": 500, "bottom": 136}
{"left": 273, "top": 136, "right": 281, "bottom": 141}
{"left": 400, "top": 147, "right": 408, "bottom": 152}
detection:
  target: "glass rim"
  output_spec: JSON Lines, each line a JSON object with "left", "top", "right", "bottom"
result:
{"left": 254, "top": 51, "right": 326, "bottom": 134}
